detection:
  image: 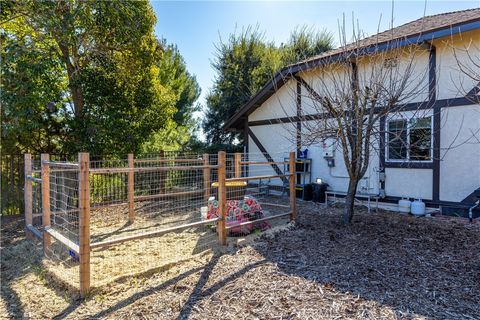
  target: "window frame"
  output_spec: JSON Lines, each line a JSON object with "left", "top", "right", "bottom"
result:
{"left": 386, "top": 116, "right": 433, "bottom": 163}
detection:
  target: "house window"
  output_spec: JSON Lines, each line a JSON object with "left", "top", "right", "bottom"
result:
{"left": 387, "top": 117, "right": 432, "bottom": 161}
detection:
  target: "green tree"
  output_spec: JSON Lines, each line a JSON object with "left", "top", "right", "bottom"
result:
{"left": 202, "top": 26, "right": 333, "bottom": 148}
{"left": 140, "top": 40, "right": 201, "bottom": 154}
{"left": 202, "top": 27, "right": 284, "bottom": 147}
{"left": 1, "top": 17, "right": 69, "bottom": 153}
{"left": 281, "top": 26, "right": 334, "bottom": 65}
{"left": 1, "top": 0, "right": 179, "bottom": 155}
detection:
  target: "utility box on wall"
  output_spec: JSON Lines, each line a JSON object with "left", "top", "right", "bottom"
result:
{"left": 321, "top": 141, "right": 335, "bottom": 158}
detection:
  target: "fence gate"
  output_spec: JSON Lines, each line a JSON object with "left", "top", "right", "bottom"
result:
{"left": 24, "top": 151, "right": 297, "bottom": 297}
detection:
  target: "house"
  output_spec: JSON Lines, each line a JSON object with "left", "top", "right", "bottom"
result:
{"left": 224, "top": 9, "right": 480, "bottom": 214}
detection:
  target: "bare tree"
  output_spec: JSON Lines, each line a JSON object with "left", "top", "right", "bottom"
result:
{"left": 271, "top": 14, "right": 480, "bottom": 224}
{"left": 275, "top": 18, "right": 445, "bottom": 224}
{"left": 452, "top": 40, "right": 480, "bottom": 100}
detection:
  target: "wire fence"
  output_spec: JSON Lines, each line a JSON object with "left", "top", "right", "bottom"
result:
{"left": 23, "top": 150, "right": 297, "bottom": 297}
{"left": 1, "top": 154, "right": 25, "bottom": 215}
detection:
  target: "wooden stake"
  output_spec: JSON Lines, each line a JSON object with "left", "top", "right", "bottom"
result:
{"left": 289, "top": 152, "right": 297, "bottom": 221}
{"left": 203, "top": 153, "right": 211, "bottom": 202}
{"left": 41, "top": 154, "right": 51, "bottom": 250}
{"left": 234, "top": 153, "right": 242, "bottom": 178}
{"left": 217, "top": 151, "right": 227, "bottom": 245}
{"left": 24, "top": 154, "right": 33, "bottom": 238}
{"left": 128, "top": 153, "right": 135, "bottom": 222}
{"left": 78, "top": 152, "right": 91, "bottom": 298}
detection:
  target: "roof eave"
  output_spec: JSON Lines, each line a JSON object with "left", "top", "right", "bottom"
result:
{"left": 224, "top": 18, "right": 480, "bottom": 130}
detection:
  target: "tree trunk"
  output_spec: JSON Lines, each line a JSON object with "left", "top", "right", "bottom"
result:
{"left": 343, "top": 177, "right": 359, "bottom": 224}
{"left": 65, "top": 63, "right": 84, "bottom": 117}
{"left": 56, "top": 41, "right": 84, "bottom": 117}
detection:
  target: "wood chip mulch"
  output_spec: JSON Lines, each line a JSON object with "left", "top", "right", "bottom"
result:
{"left": 1, "top": 204, "right": 479, "bottom": 319}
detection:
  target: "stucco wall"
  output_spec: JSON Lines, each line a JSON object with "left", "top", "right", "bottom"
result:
{"left": 434, "top": 29, "right": 480, "bottom": 100}
{"left": 246, "top": 30, "right": 480, "bottom": 203}
{"left": 439, "top": 104, "right": 480, "bottom": 202}
{"left": 384, "top": 168, "right": 433, "bottom": 199}
{"left": 248, "top": 124, "right": 295, "bottom": 186}
{"left": 298, "top": 63, "right": 351, "bottom": 115}
{"left": 356, "top": 47, "right": 430, "bottom": 104}
{"left": 249, "top": 81, "right": 297, "bottom": 122}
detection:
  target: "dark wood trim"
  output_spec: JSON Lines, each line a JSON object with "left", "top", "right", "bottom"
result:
{"left": 225, "top": 20, "right": 480, "bottom": 131}
{"left": 296, "top": 80, "right": 302, "bottom": 154}
{"left": 384, "top": 162, "right": 433, "bottom": 169}
{"left": 249, "top": 117, "right": 299, "bottom": 126}
{"left": 247, "top": 128, "right": 287, "bottom": 183}
{"left": 224, "top": 72, "right": 291, "bottom": 131}
{"left": 244, "top": 117, "right": 249, "bottom": 154}
{"left": 430, "top": 45, "right": 440, "bottom": 202}
{"left": 428, "top": 43, "right": 436, "bottom": 102}
{"left": 466, "top": 81, "right": 480, "bottom": 96}
{"left": 379, "top": 116, "right": 386, "bottom": 193}
{"left": 323, "top": 193, "right": 478, "bottom": 209}
{"left": 380, "top": 195, "right": 480, "bottom": 210}
{"left": 248, "top": 113, "right": 331, "bottom": 127}
{"left": 295, "top": 75, "right": 322, "bottom": 101}
{"left": 248, "top": 96, "right": 479, "bottom": 127}
{"left": 244, "top": 117, "right": 249, "bottom": 176}
{"left": 379, "top": 116, "right": 386, "bottom": 171}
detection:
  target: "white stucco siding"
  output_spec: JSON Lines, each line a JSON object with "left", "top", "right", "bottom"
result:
{"left": 249, "top": 124, "right": 295, "bottom": 152}
{"left": 435, "top": 30, "right": 480, "bottom": 100}
{"left": 248, "top": 124, "right": 295, "bottom": 186}
{"left": 298, "top": 64, "right": 351, "bottom": 115}
{"left": 300, "top": 120, "right": 381, "bottom": 195}
{"left": 249, "top": 80, "right": 297, "bottom": 122}
{"left": 440, "top": 104, "right": 480, "bottom": 202}
{"left": 384, "top": 168, "right": 433, "bottom": 199}
{"left": 244, "top": 29, "right": 480, "bottom": 203}
{"left": 356, "top": 47, "right": 430, "bottom": 104}
{"left": 307, "top": 144, "right": 381, "bottom": 195}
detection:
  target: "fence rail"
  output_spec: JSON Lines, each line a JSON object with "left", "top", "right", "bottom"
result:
{"left": 23, "top": 151, "right": 297, "bottom": 298}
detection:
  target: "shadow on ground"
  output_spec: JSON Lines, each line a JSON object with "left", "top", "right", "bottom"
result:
{"left": 252, "top": 204, "right": 480, "bottom": 318}
{"left": 2, "top": 204, "right": 480, "bottom": 319}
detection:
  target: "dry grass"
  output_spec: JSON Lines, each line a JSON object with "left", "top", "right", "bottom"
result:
{"left": 2, "top": 202, "right": 480, "bottom": 319}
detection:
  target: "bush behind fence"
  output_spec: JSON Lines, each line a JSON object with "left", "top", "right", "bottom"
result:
{"left": 1, "top": 152, "right": 208, "bottom": 216}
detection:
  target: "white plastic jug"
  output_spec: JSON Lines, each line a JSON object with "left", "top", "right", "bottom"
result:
{"left": 398, "top": 198, "right": 411, "bottom": 213}
{"left": 200, "top": 206, "right": 208, "bottom": 220}
{"left": 411, "top": 199, "right": 426, "bottom": 216}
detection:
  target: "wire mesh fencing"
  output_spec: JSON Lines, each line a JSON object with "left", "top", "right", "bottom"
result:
{"left": 88, "top": 152, "right": 221, "bottom": 288}
{"left": 219, "top": 152, "right": 295, "bottom": 238}
{"left": 23, "top": 150, "right": 297, "bottom": 297}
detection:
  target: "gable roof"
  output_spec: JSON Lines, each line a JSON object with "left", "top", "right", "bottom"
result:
{"left": 224, "top": 8, "right": 480, "bottom": 130}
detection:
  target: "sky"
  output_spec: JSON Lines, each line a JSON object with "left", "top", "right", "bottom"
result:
{"left": 151, "top": 0, "right": 480, "bottom": 121}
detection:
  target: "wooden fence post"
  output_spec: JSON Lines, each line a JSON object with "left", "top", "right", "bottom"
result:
{"left": 217, "top": 151, "right": 227, "bottom": 245}
{"left": 78, "top": 152, "right": 91, "bottom": 298}
{"left": 128, "top": 153, "right": 135, "bottom": 222}
{"left": 289, "top": 152, "right": 297, "bottom": 221}
{"left": 41, "top": 154, "right": 51, "bottom": 250}
{"left": 24, "top": 154, "right": 33, "bottom": 237}
{"left": 203, "top": 153, "right": 210, "bottom": 202}
{"left": 234, "top": 153, "right": 241, "bottom": 178}
{"left": 159, "top": 150, "right": 166, "bottom": 194}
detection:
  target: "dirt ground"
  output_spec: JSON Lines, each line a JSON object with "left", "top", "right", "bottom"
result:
{"left": 2, "top": 202, "right": 480, "bottom": 319}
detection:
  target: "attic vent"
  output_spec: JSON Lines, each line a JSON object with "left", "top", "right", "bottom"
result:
{"left": 383, "top": 58, "right": 398, "bottom": 68}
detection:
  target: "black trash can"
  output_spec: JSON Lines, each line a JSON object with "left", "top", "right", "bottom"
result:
{"left": 302, "top": 184, "right": 313, "bottom": 201}
{"left": 312, "top": 182, "right": 329, "bottom": 203}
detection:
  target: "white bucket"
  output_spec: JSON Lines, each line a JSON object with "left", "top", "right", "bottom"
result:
{"left": 200, "top": 206, "right": 208, "bottom": 220}
{"left": 411, "top": 199, "right": 426, "bottom": 216}
{"left": 398, "top": 198, "right": 411, "bottom": 213}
